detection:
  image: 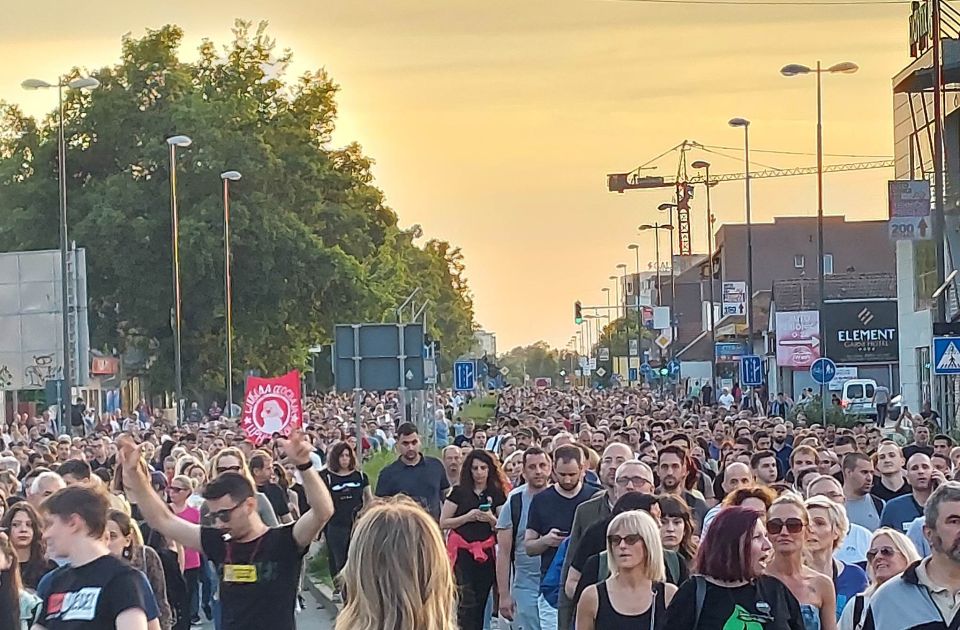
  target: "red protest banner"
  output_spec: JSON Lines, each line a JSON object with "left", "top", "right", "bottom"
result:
{"left": 241, "top": 370, "right": 302, "bottom": 444}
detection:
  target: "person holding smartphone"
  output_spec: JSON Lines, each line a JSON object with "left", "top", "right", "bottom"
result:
{"left": 440, "top": 450, "right": 508, "bottom": 630}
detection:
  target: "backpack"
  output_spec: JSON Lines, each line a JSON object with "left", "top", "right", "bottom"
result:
{"left": 509, "top": 492, "right": 523, "bottom": 567}
{"left": 540, "top": 537, "right": 570, "bottom": 608}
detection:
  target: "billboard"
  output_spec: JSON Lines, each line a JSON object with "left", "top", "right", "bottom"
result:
{"left": 775, "top": 310, "right": 821, "bottom": 368}
{"left": 823, "top": 300, "right": 898, "bottom": 363}
{"left": 0, "top": 250, "right": 90, "bottom": 391}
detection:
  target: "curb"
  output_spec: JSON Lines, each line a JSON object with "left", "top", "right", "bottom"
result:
{"left": 307, "top": 576, "right": 342, "bottom": 618}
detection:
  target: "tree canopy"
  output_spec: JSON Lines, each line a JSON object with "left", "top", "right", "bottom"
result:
{"left": 0, "top": 21, "right": 475, "bottom": 398}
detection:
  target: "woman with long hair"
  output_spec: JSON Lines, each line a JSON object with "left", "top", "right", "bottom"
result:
{"left": 501, "top": 450, "right": 523, "bottom": 489}
{"left": 766, "top": 494, "right": 837, "bottom": 630}
{"left": 665, "top": 506, "right": 805, "bottom": 630}
{"left": 335, "top": 496, "right": 457, "bottom": 630}
{"left": 0, "top": 502, "right": 56, "bottom": 591}
{"left": 321, "top": 441, "right": 372, "bottom": 586}
{"left": 803, "top": 496, "right": 868, "bottom": 620}
{"left": 439, "top": 448, "right": 509, "bottom": 630}
{"left": 838, "top": 528, "right": 919, "bottom": 630}
{"left": 0, "top": 532, "right": 40, "bottom": 630}
{"left": 576, "top": 510, "right": 676, "bottom": 630}
{"left": 658, "top": 494, "right": 698, "bottom": 560}
{"left": 105, "top": 509, "right": 177, "bottom": 630}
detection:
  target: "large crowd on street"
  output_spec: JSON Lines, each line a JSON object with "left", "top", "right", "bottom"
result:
{"left": 1, "top": 383, "right": 958, "bottom": 630}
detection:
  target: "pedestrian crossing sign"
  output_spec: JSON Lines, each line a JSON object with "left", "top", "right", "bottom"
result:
{"left": 933, "top": 337, "right": 960, "bottom": 375}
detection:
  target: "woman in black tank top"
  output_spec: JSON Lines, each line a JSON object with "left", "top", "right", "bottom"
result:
{"left": 576, "top": 511, "right": 677, "bottom": 630}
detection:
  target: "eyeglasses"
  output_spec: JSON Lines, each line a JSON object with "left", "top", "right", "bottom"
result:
{"left": 168, "top": 487, "right": 189, "bottom": 494}
{"left": 216, "top": 465, "right": 242, "bottom": 474}
{"left": 607, "top": 533, "right": 644, "bottom": 546}
{"left": 209, "top": 503, "right": 244, "bottom": 523}
{"left": 766, "top": 518, "right": 805, "bottom": 535}
{"left": 866, "top": 547, "right": 898, "bottom": 561}
{"left": 616, "top": 476, "right": 654, "bottom": 488}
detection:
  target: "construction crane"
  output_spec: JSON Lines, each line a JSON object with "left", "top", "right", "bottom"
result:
{"left": 607, "top": 140, "right": 895, "bottom": 255}
{"left": 608, "top": 159, "right": 895, "bottom": 192}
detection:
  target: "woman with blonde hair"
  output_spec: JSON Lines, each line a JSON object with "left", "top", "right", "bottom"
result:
{"left": 804, "top": 496, "right": 867, "bottom": 619}
{"left": 335, "top": 496, "right": 457, "bottom": 630}
{"left": 576, "top": 510, "right": 676, "bottom": 630}
{"left": 766, "top": 493, "right": 838, "bottom": 630}
{"left": 838, "top": 527, "right": 920, "bottom": 630}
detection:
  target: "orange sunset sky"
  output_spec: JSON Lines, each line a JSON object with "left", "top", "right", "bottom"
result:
{"left": 1, "top": 0, "right": 915, "bottom": 351}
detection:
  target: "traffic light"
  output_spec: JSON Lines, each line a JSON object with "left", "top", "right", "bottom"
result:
{"left": 574, "top": 301, "right": 583, "bottom": 324}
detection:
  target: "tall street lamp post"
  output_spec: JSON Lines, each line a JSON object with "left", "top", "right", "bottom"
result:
{"left": 780, "top": 61, "right": 858, "bottom": 364}
{"left": 640, "top": 223, "right": 674, "bottom": 388}
{"left": 167, "top": 135, "right": 192, "bottom": 423}
{"left": 628, "top": 243, "right": 643, "bottom": 386}
{"left": 691, "top": 160, "right": 718, "bottom": 391}
{"left": 22, "top": 75, "right": 99, "bottom": 433}
{"left": 728, "top": 118, "right": 755, "bottom": 350}
{"left": 220, "top": 170, "right": 242, "bottom": 418}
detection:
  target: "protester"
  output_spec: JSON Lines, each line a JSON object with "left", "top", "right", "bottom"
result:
{"left": 804, "top": 496, "right": 868, "bottom": 618}
{"left": 1, "top": 502, "right": 57, "bottom": 591}
{"left": 664, "top": 506, "right": 804, "bottom": 629}
{"left": 575, "top": 510, "right": 676, "bottom": 630}
{"left": 118, "top": 430, "right": 333, "bottom": 630}
{"left": 376, "top": 423, "right": 449, "bottom": 519}
{"left": 335, "top": 496, "right": 458, "bottom": 630}
{"left": 838, "top": 528, "right": 919, "bottom": 630}
{"left": 320, "top": 441, "right": 371, "bottom": 585}
{"left": 0, "top": 531, "right": 41, "bottom": 630}
{"left": 439, "top": 449, "right": 508, "bottom": 630}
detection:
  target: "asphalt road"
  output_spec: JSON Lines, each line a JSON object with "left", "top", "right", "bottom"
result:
{"left": 198, "top": 587, "right": 335, "bottom": 630}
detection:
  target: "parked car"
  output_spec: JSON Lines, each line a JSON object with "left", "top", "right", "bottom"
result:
{"left": 840, "top": 379, "right": 877, "bottom": 417}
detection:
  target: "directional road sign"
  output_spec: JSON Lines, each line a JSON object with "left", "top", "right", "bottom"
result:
{"left": 629, "top": 368, "right": 638, "bottom": 381}
{"left": 934, "top": 337, "right": 960, "bottom": 375}
{"left": 810, "top": 357, "right": 837, "bottom": 385}
{"left": 739, "top": 355, "right": 763, "bottom": 387}
{"left": 596, "top": 367, "right": 607, "bottom": 377}
{"left": 454, "top": 360, "right": 476, "bottom": 391}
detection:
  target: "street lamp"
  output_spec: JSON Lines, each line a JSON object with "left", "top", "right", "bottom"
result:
{"left": 608, "top": 275, "right": 620, "bottom": 324}
{"left": 728, "top": 117, "right": 755, "bottom": 347}
{"left": 22, "top": 75, "right": 100, "bottom": 434}
{"left": 639, "top": 223, "right": 674, "bottom": 391}
{"left": 780, "top": 61, "right": 859, "bottom": 363}
{"left": 628, "top": 244, "right": 643, "bottom": 386}
{"left": 167, "top": 135, "right": 192, "bottom": 423}
{"left": 691, "top": 160, "right": 718, "bottom": 391}
{"left": 616, "top": 262, "right": 629, "bottom": 383}
{"left": 601, "top": 287, "right": 611, "bottom": 329}
{"left": 220, "top": 170, "right": 241, "bottom": 417}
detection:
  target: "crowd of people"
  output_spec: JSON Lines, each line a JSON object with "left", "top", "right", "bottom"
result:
{"left": 0, "top": 384, "right": 958, "bottom": 630}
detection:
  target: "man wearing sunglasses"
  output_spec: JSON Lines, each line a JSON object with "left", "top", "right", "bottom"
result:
{"left": 117, "top": 430, "right": 334, "bottom": 630}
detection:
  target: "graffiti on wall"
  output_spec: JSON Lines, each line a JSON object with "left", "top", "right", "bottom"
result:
{"left": 23, "top": 354, "right": 61, "bottom": 388}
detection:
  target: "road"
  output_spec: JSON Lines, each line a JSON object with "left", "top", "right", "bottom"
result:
{"left": 198, "top": 587, "right": 335, "bottom": 630}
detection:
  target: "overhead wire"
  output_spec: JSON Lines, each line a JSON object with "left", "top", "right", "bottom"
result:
{"left": 697, "top": 145, "right": 785, "bottom": 171}
{"left": 698, "top": 143, "right": 892, "bottom": 159}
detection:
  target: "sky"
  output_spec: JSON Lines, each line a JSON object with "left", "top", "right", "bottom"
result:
{"left": 0, "top": 0, "right": 915, "bottom": 352}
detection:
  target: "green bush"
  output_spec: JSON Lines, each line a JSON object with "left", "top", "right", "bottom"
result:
{"left": 459, "top": 394, "right": 498, "bottom": 423}
{"left": 790, "top": 399, "right": 855, "bottom": 428}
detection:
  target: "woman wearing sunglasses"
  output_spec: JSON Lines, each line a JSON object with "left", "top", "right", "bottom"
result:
{"left": 803, "top": 496, "right": 867, "bottom": 620}
{"left": 766, "top": 494, "right": 838, "bottom": 630}
{"left": 168, "top": 475, "right": 203, "bottom": 625}
{"left": 576, "top": 510, "right": 676, "bottom": 630}
{"left": 837, "top": 528, "right": 919, "bottom": 630}
{"left": 665, "top": 506, "right": 804, "bottom": 630}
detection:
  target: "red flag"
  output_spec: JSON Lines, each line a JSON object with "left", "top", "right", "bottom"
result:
{"left": 241, "top": 370, "right": 302, "bottom": 444}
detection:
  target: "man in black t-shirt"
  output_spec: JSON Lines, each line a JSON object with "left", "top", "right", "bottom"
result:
{"left": 250, "top": 452, "right": 293, "bottom": 524}
{"left": 119, "top": 430, "right": 334, "bottom": 630}
{"left": 33, "top": 486, "right": 149, "bottom": 630}
{"left": 376, "top": 423, "right": 449, "bottom": 519}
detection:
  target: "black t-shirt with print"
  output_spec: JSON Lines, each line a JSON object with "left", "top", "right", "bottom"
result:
{"left": 36, "top": 554, "right": 148, "bottom": 630}
{"left": 665, "top": 575, "right": 804, "bottom": 630}
{"left": 321, "top": 470, "right": 369, "bottom": 528}
{"left": 201, "top": 525, "right": 307, "bottom": 630}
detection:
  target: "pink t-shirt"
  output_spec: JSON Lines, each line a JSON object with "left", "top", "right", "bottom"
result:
{"left": 176, "top": 505, "right": 202, "bottom": 570}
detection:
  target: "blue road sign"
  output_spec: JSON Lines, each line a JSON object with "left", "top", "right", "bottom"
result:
{"left": 454, "top": 360, "right": 476, "bottom": 391}
{"left": 668, "top": 359, "right": 681, "bottom": 376}
{"left": 640, "top": 362, "right": 653, "bottom": 376}
{"left": 739, "top": 355, "right": 763, "bottom": 387}
{"left": 629, "top": 367, "right": 638, "bottom": 381}
{"left": 934, "top": 337, "right": 960, "bottom": 375}
{"left": 810, "top": 357, "right": 837, "bottom": 385}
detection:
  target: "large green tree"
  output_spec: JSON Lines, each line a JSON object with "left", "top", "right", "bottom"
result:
{"left": 0, "top": 21, "right": 475, "bottom": 397}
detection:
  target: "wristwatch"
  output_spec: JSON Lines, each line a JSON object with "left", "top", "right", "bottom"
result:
{"left": 296, "top": 461, "right": 313, "bottom": 471}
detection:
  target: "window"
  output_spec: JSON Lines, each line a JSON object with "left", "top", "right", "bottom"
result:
{"left": 823, "top": 254, "right": 834, "bottom": 275}
{"left": 794, "top": 255, "right": 805, "bottom": 269}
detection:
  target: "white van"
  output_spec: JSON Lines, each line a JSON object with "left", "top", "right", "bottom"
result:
{"left": 840, "top": 379, "right": 877, "bottom": 417}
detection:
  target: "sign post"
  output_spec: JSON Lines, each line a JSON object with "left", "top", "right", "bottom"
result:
{"left": 810, "top": 357, "right": 837, "bottom": 427}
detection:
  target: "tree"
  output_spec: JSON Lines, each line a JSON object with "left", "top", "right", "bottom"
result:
{"left": 0, "top": 21, "right": 475, "bottom": 398}
{"left": 498, "top": 342, "right": 561, "bottom": 385}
